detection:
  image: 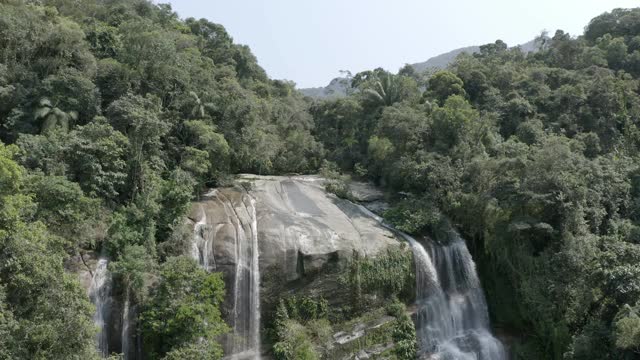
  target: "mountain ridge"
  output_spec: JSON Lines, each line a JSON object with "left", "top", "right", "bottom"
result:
{"left": 300, "top": 38, "right": 542, "bottom": 99}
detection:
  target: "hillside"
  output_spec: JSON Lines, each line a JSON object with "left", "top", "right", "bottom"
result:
{"left": 301, "top": 38, "right": 544, "bottom": 99}
{"left": 2, "top": 1, "right": 640, "bottom": 360}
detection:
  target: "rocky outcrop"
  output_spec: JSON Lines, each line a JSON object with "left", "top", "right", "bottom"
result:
{"left": 189, "top": 175, "right": 405, "bottom": 358}
{"left": 189, "top": 175, "right": 402, "bottom": 283}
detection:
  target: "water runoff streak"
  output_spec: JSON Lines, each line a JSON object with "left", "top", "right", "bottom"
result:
{"left": 357, "top": 205, "right": 506, "bottom": 360}
{"left": 121, "top": 289, "right": 136, "bottom": 360}
{"left": 89, "top": 258, "right": 111, "bottom": 357}
{"left": 192, "top": 190, "right": 261, "bottom": 360}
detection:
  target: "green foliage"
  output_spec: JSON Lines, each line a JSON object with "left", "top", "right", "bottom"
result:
{"left": 157, "top": 223, "right": 193, "bottom": 261}
{"left": 181, "top": 119, "right": 230, "bottom": 183}
{"left": 25, "top": 173, "right": 103, "bottom": 248}
{"left": 5, "top": 1, "right": 640, "bottom": 359}
{"left": 431, "top": 95, "right": 478, "bottom": 152}
{"left": 343, "top": 248, "right": 415, "bottom": 313}
{"left": 359, "top": 71, "right": 419, "bottom": 107}
{"left": 161, "top": 341, "right": 223, "bottom": 360}
{"left": 110, "top": 245, "right": 155, "bottom": 302}
{"left": 15, "top": 130, "right": 70, "bottom": 176}
{"left": 319, "top": 160, "right": 352, "bottom": 199}
{"left": 386, "top": 297, "right": 407, "bottom": 319}
{"left": 0, "top": 143, "right": 22, "bottom": 195}
{"left": 107, "top": 201, "right": 158, "bottom": 259}
{"left": 0, "top": 141, "right": 98, "bottom": 359}
{"left": 106, "top": 93, "right": 169, "bottom": 199}
{"left": 278, "top": 295, "right": 329, "bottom": 325}
{"left": 140, "top": 256, "right": 228, "bottom": 359}
{"left": 384, "top": 198, "right": 443, "bottom": 235}
{"left": 156, "top": 169, "right": 195, "bottom": 241}
{"left": 272, "top": 320, "right": 319, "bottom": 360}
{"left": 66, "top": 118, "right": 129, "bottom": 200}
{"left": 425, "top": 70, "right": 467, "bottom": 105}
{"left": 614, "top": 304, "right": 640, "bottom": 353}
{"left": 271, "top": 296, "right": 328, "bottom": 360}
{"left": 310, "top": 7, "right": 640, "bottom": 359}
{"left": 311, "top": 98, "right": 364, "bottom": 169}
{"left": 392, "top": 314, "right": 417, "bottom": 360}
{"left": 17, "top": 120, "right": 129, "bottom": 201}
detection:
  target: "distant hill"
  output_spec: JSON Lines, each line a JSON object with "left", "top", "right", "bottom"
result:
{"left": 299, "top": 77, "right": 352, "bottom": 99}
{"left": 301, "top": 38, "right": 543, "bottom": 99}
{"left": 410, "top": 45, "right": 481, "bottom": 73}
{"left": 410, "top": 38, "right": 541, "bottom": 73}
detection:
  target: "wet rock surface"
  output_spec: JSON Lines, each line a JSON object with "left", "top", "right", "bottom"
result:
{"left": 188, "top": 175, "right": 405, "bottom": 359}
{"left": 189, "top": 175, "right": 402, "bottom": 281}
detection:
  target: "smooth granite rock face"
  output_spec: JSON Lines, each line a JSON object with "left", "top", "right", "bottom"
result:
{"left": 187, "top": 175, "right": 404, "bottom": 358}
{"left": 189, "top": 175, "right": 402, "bottom": 281}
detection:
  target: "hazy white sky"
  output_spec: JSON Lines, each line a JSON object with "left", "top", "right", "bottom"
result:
{"left": 167, "top": 0, "right": 639, "bottom": 88}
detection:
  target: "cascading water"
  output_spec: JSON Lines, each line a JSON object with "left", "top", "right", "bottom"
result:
{"left": 193, "top": 190, "right": 261, "bottom": 359}
{"left": 414, "top": 234, "right": 506, "bottom": 360}
{"left": 192, "top": 190, "right": 217, "bottom": 272}
{"left": 121, "top": 290, "right": 133, "bottom": 360}
{"left": 227, "top": 194, "right": 261, "bottom": 360}
{"left": 89, "top": 258, "right": 111, "bottom": 357}
{"left": 249, "top": 198, "right": 261, "bottom": 357}
{"left": 356, "top": 205, "right": 506, "bottom": 359}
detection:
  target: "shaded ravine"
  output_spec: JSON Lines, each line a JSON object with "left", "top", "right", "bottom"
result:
{"left": 88, "top": 259, "right": 138, "bottom": 359}
{"left": 357, "top": 205, "right": 506, "bottom": 359}
{"left": 192, "top": 190, "right": 261, "bottom": 359}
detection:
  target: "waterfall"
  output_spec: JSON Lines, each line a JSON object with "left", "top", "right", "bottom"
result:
{"left": 413, "top": 234, "right": 506, "bottom": 360}
{"left": 193, "top": 190, "right": 261, "bottom": 359}
{"left": 89, "top": 258, "right": 111, "bottom": 357}
{"left": 228, "top": 195, "right": 261, "bottom": 360}
{"left": 121, "top": 290, "right": 132, "bottom": 360}
{"left": 191, "top": 206, "right": 208, "bottom": 266}
{"left": 248, "top": 197, "right": 261, "bottom": 357}
{"left": 356, "top": 205, "right": 506, "bottom": 359}
{"left": 192, "top": 191, "right": 217, "bottom": 272}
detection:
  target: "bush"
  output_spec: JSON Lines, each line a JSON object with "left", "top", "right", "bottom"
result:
{"left": 279, "top": 295, "right": 329, "bottom": 325}
{"left": 319, "top": 160, "right": 353, "bottom": 199}
{"left": 383, "top": 197, "right": 443, "bottom": 235}
{"left": 342, "top": 247, "right": 415, "bottom": 311}
{"left": 386, "top": 298, "right": 406, "bottom": 318}
{"left": 392, "top": 314, "right": 417, "bottom": 360}
{"left": 273, "top": 320, "right": 319, "bottom": 360}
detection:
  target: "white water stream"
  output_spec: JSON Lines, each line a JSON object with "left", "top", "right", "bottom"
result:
{"left": 357, "top": 205, "right": 506, "bottom": 359}
{"left": 89, "top": 258, "right": 111, "bottom": 357}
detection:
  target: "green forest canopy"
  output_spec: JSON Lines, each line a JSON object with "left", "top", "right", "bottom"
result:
{"left": 0, "top": 0, "right": 640, "bottom": 359}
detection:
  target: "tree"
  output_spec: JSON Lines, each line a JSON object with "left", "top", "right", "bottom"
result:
{"left": 110, "top": 245, "right": 155, "bottom": 302}
{"left": 425, "top": 71, "right": 467, "bottom": 105}
{"left": 106, "top": 93, "right": 169, "bottom": 199}
{"left": 360, "top": 72, "right": 418, "bottom": 107}
{"left": 156, "top": 169, "right": 195, "bottom": 241}
{"left": 66, "top": 117, "right": 129, "bottom": 200}
{"left": 392, "top": 314, "right": 417, "bottom": 360}
{"left": 181, "top": 120, "right": 229, "bottom": 183}
{"left": 140, "top": 256, "right": 228, "bottom": 359}
{"left": 25, "top": 173, "right": 103, "bottom": 249}
{"left": 0, "top": 141, "right": 98, "bottom": 360}
{"left": 431, "top": 95, "right": 478, "bottom": 152}
{"left": 614, "top": 304, "right": 640, "bottom": 354}
{"left": 34, "top": 98, "right": 78, "bottom": 133}
{"left": 96, "top": 58, "right": 132, "bottom": 108}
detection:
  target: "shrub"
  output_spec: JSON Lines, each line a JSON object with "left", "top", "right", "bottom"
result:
{"left": 392, "top": 314, "right": 417, "bottom": 360}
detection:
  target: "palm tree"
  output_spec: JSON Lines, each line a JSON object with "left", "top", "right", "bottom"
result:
{"left": 363, "top": 73, "right": 404, "bottom": 107}
{"left": 189, "top": 91, "right": 205, "bottom": 119}
{"left": 34, "top": 98, "right": 78, "bottom": 133}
